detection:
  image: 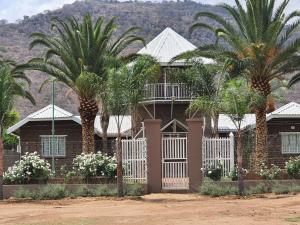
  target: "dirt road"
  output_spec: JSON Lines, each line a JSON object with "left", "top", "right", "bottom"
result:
{"left": 0, "top": 194, "right": 299, "bottom": 225}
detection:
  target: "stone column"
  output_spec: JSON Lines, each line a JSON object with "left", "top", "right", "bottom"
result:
{"left": 144, "top": 119, "right": 162, "bottom": 193}
{"left": 187, "top": 118, "right": 203, "bottom": 192}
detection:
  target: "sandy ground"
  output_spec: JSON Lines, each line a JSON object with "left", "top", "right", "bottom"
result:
{"left": 0, "top": 194, "right": 299, "bottom": 225}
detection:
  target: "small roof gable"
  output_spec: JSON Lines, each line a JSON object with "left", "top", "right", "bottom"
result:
{"left": 28, "top": 105, "right": 73, "bottom": 119}
{"left": 138, "top": 27, "right": 213, "bottom": 65}
{"left": 218, "top": 114, "right": 256, "bottom": 132}
{"left": 268, "top": 102, "right": 300, "bottom": 118}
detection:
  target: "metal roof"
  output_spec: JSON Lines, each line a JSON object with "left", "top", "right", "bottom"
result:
{"left": 219, "top": 102, "right": 300, "bottom": 132}
{"left": 138, "top": 27, "right": 214, "bottom": 65}
{"left": 7, "top": 105, "right": 131, "bottom": 137}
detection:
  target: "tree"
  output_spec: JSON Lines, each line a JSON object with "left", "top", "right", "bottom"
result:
{"left": 220, "top": 79, "right": 262, "bottom": 195}
{"left": 19, "top": 14, "right": 144, "bottom": 153}
{"left": 0, "top": 64, "right": 35, "bottom": 175}
{"left": 126, "top": 55, "right": 160, "bottom": 135}
{"left": 177, "top": 60, "right": 221, "bottom": 137}
{"left": 107, "top": 66, "right": 129, "bottom": 197}
{"left": 187, "top": 0, "right": 300, "bottom": 170}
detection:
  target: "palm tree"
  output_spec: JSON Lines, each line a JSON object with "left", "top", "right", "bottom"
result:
{"left": 19, "top": 14, "right": 145, "bottom": 153}
{"left": 187, "top": 0, "right": 300, "bottom": 170}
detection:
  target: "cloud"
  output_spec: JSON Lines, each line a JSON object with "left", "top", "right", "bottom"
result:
{"left": 0, "top": 0, "right": 77, "bottom": 22}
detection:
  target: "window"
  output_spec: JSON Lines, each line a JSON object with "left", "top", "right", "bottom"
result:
{"left": 41, "top": 135, "right": 66, "bottom": 157}
{"left": 281, "top": 132, "right": 300, "bottom": 154}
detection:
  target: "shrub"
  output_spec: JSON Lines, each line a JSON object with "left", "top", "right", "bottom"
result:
{"left": 72, "top": 185, "right": 94, "bottom": 197}
{"left": 257, "top": 162, "right": 281, "bottom": 180}
{"left": 92, "top": 185, "right": 117, "bottom": 196}
{"left": 13, "top": 188, "right": 34, "bottom": 199}
{"left": 245, "top": 183, "right": 272, "bottom": 195}
{"left": 199, "top": 182, "right": 238, "bottom": 196}
{"left": 60, "top": 165, "right": 77, "bottom": 183}
{"left": 229, "top": 165, "right": 249, "bottom": 181}
{"left": 124, "top": 184, "right": 145, "bottom": 196}
{"left": 35, "top": 185, "right": 66, "bottom": 200}
{"left": 4, "top": 152, "right": 51, "bottom": 184}
{"left": 285, "top": 156, "right": 300, "bottom": 179}
{"left": 202, "top": 164, "right": 222, "bottom": 181}
{"left": 73, "top": 152, "right": 117, "bottom": 179}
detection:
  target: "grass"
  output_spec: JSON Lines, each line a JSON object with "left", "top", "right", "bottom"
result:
{"left": 199, "top": 182, "right": 238, "bottom": 196}
{"left": 285, "top": 216, "right": 300, "bottom": 223}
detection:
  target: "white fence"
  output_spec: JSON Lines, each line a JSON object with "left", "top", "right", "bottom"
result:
{"left": 143, "top": 83, "right": 194, "bottom": 101}
{"left": 202, "top": 133, "right": 235, "bottom": 177}
{"left": 161, "top": 137, "right": 189, "bottom": 190}
{"left": 122, "top": 138, "right": 147, "bottom": 184}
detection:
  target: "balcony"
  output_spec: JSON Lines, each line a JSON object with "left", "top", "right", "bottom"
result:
{"left": 142, "top": 83, "right": 194, "bottom": 103}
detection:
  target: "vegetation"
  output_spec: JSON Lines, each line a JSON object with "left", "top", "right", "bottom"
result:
{"left": 3, "top": 152, "right": 51, "bottom": 184}
{"left": 187, "top": 0, "right": 300, "bottom": 170}
{"left": 285, "top": 156, "right": 300, "bottom": 179}
{"left": 202, "top": 164, "right": 222, "bottom": 181}
{"left": 12, "top": 183, "right": 145, "bottom": 200}
{"left": 72, "top": 152, "right": 117, "bottom": 179}
{"left": 200, "top": 181, "right": 300, "bottom": 196}
{"left": 20, "top": 14, "right": 144, "bottom": 153}
{"left": 257, "top": 162, "right": 281, "bottom": 180}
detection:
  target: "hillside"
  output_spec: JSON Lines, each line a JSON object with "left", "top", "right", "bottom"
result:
{"left": 0, "top": 0, "right": 298, "bottom": 117}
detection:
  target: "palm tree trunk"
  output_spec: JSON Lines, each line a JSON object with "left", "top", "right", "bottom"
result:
{"left": 237, "top": 129, "right": 244, "bottom": 195}
{"left": 100, "top": 103, "right": 110, "bottom": 154}
{"left": 254, "top": 106, "right": 268, "bottom": 171}
{"left": 203, "top": 113, "right": 212, "bottom": 137}
{"left": 116, "top": 117, "right": 123, "bottom": 198}
{"left": 212, "top": 113, "right": 219, "bottom": 138}
{"left": 78, "top": 97, "right": 98, "bottom": 154}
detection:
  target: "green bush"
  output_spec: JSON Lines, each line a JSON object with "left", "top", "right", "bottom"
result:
{"left": 199, "top": 182, "right": 238, "bottom": 196}
{"left": 35, "top": 185, "right": 67, "bottom": 200}
{"left": 124, "top": 183, "right": 145, "bottom": 196}
{"left": 245, "top": 183, "right": 272, "bottom": 195}
{"left": 257, "top": 162, "right": 281, "bottom": 180}
{"left": 285, "top": 156, "right": 300, "bottom": 179}
{"left": 203, "top": 164, "right": 222, "bottom": 181}
{"left": 92, "top": 185, "right": 117, "bottom": 196}
{"left": 13, "top": 188, "right": 34, "bottom": 199}
{"left": 3, "top": 152, "right": 51, "bottom": 184}
{"left": 72, "top": 185, "right": 94, "bottom": 198}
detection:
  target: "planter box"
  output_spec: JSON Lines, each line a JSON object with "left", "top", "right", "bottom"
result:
{"left": 203, "top": 179, "right": 300, "bottom": 189}
{"left": 2, "top": 183, "right": 148, "bottom": 199}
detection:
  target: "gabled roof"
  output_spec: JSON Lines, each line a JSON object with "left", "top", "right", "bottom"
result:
{"left": 7, "top": 105, "right": 131, "bottom": 137}
{"left": 138, "top": 27, "right": 213, "bottom": 65}
{"left": 267, "top": 102, "right": 300, "bottom": 119}
{"left": 218, "top": 114, "right": 256, "bottom": 132}
{"left": 219, "top": 102, "right": 300, "bottom": 132}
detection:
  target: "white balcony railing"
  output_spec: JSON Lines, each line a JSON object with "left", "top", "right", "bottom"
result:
{"left": 143, "top": 83, "right": 194, "bottom": 101}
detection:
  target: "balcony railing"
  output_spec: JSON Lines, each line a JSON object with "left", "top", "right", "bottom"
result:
{"left": 143, "top": 83, "right": 194, "bottom": 101}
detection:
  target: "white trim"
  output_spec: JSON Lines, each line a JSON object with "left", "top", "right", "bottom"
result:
{"left": 280, "top": 132, "right": 300, "bottom": 154}
{"left": 40, "top": 135, "right": 67, "bottom": 157}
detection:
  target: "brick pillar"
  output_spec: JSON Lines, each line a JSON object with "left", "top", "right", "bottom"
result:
{"left": 187, "top": 118, "right": 203, "bottom": 192}
{"left": 144, "top": 119, "right": 162, "bottom": 193}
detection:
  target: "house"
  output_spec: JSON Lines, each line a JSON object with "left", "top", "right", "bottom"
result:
{"left": 7, "top": 105, "right": 131, "bottom": 171}
{"left": 136, "top": 27, "right": 212, "bottom": 136}
{"left": 218, "top": 102, "right": 300, "bottom": 168}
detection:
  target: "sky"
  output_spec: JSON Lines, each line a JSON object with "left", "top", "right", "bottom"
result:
{"left": 0, "top": 0, "right": 299, "bottom": 23}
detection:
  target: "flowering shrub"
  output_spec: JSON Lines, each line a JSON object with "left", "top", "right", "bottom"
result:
{"left": 257, "top": 162, "right": 281, "bottom": 180}
{"left": 202, "top": 164, "right": 222, "bottom": 181}
{"left": 73, "top": 152, "right": 117, "bottom": 179}
{"left": 229, "top": 165, "right": 249, "bottom": 181}
{"left": 285, "top": 156, "right": 300, "bottom": 179}
{"left": 3, "top": 152, "right": 51, "bottom": 184}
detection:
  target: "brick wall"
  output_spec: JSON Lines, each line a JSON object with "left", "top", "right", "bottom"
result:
{"left": 267, "top": 118, "right": 300, "bottom": 168}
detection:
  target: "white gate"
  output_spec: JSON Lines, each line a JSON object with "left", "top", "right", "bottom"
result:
{"left": 122, "top": 138, "right": 147, "bottom": 183}
{"left": 202, "top": 133, "right": 234, "bottom": 177}
{"left": 161, "top": 137, "right": 189, "bottom": 190}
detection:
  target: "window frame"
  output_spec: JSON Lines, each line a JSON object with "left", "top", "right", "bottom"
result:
{"left": 280, "top": 132, "right": 300, "bottom": 154}
{"left": 40, "top": 135, "right": 67, "bottom": 157}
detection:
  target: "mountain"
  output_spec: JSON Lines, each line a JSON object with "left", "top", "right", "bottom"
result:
{"left": 0, "top": 0, "right": 298, "bottom": 117}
